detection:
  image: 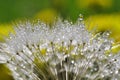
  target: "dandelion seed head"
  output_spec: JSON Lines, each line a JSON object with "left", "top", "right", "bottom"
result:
{"left": 0, "top": 15, "right": 120, "bottom": 80}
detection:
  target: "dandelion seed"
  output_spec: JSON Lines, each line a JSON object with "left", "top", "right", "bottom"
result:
{"left": 0, "top": 15, "right": 120, "bottom": 80}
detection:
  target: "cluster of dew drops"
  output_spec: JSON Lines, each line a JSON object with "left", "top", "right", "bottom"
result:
{"left": 0, "top": 14, "right": 120, "bottom": 80}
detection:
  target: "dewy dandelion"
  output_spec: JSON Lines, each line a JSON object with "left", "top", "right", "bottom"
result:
{"left": 0, "top": 15, "right": 120, "bottom": 80}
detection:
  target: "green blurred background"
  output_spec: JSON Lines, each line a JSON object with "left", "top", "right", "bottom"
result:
{"left": 0, "top": 0, "right": 120, "bottom": 80}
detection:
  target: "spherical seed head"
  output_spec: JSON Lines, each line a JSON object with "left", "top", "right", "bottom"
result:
{"left": 0, "top": 15, "right": 120, "bottom": 80}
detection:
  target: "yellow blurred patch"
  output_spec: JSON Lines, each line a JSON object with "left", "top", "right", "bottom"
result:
{"left": 0, "top": 64, "right": 13, "bottom": 80}
{"left": 35, "top": 9, "right": 58, "bottom": 25}
{"left": 76, "top": 0, "right": 112, "bottom": 8}
{"left": 40, "top": 48, "right": 47, "bottom": 55}
{"left": 85, "top": 13, "right": 120, "bottom": 42}
{"left": 0, "top": 24, "right": 14, "bottom": 41}
{"left": 111, "top": 43, "right": 120, "bottom": 54}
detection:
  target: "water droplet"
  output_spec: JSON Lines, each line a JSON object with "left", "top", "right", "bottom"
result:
{"left": 79, "top": 14, "right": 83, "bottom": 21}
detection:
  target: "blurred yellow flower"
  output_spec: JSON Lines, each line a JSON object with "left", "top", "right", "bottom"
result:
{"left": 0, "top": 64, "right": 13, "bottom": 80}
{"left": 0, "top": 24, "right": 14, "bottom": 41}
{"left": 76, "top": 0, "right": 112, "bottom": 8}
{"left": 86, "top": 13, "right": 120, "bottom": 42}
{"left": 34, "top": 9, "right": 58, "bottom": 25}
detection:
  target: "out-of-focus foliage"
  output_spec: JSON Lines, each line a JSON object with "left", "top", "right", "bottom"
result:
{"left": 0, "top": 0, "right": 120, "bottom": 23}
{"left": 0, "top": 0, "right": 51, "bottom": 23}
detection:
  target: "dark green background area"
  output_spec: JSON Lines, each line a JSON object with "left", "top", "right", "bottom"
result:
{"left": 0, "top": 0, "right": 50, "bottom": 23}
{"left": 0, "top": 0, "right": 120, "bottom": 23}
